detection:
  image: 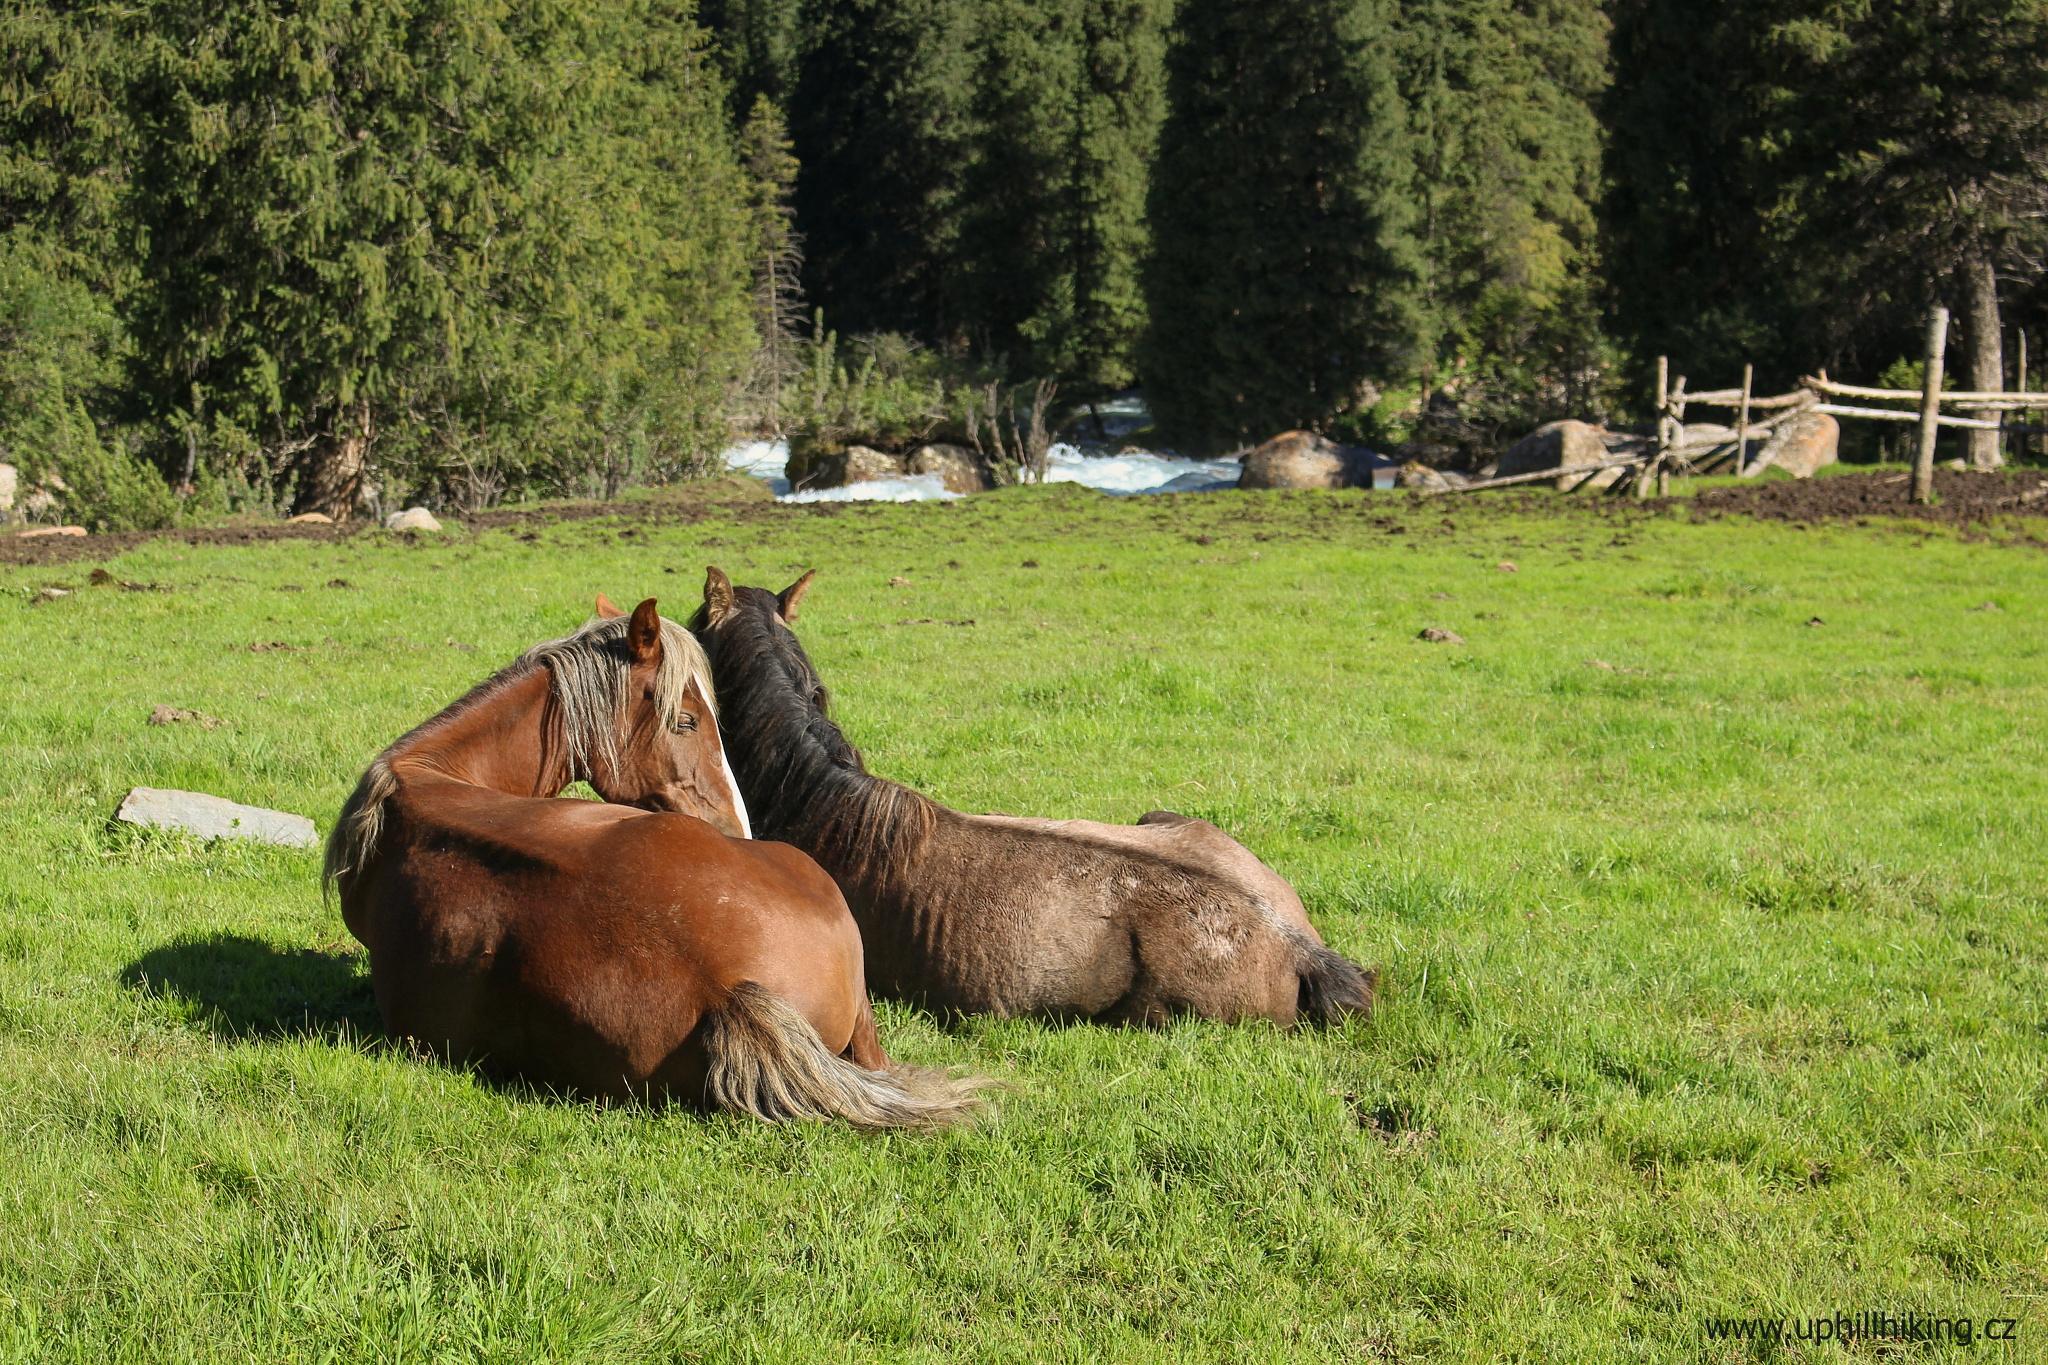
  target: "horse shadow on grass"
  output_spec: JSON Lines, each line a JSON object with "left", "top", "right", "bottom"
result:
{"left": 121, "top": 933, "right": 382, "bottom": 1047}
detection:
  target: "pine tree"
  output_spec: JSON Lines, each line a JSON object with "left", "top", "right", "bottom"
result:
{"left": 956, "top": 0, "right": 1080, "bottom": 366}
{"left": 1051, "top": 0, "right": 1171, "bottom": 397}
{"left": 1606, "top": 0, "right": 2048, "bottom": 431}
{"left": 789, "top": 0, "right": 977, "bottom": 341}
{"left": 698, "top": 0, "right": 806, "bottom": 119}
{"left": 118, "top": 0, "right": 752, "bottom": 516}
{"left": 1397, "top": 0, "right": 1613, "bottom": 427}
{"left": 1603, "top": 2, "right": 1796, "bottom": 387}
{"left": 1141, "top": 0, "right": 1421, "bottom": 451}
{"left": 739, "top": 96, "right": 806, "bottom": 433}
{"left": 1758, "top": 0, "right": 2048, "bottom": 467}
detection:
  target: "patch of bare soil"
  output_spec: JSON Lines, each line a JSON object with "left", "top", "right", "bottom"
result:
{"left": 1691, "top": 468, "right": 2048, "bottom": 531}
{"left": 0, "top": 477, "right": 772, "bottom": 567}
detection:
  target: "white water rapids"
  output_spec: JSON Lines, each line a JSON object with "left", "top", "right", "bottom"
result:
{"left": 721, "top": 438, "right": 1243, "bottom": 502}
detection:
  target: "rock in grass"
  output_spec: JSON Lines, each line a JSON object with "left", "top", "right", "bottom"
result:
{"left": 1237, "top": 431, "right": 1384, "bottom": 490}
{"left": 1759, "top": 411, "right": 1839, "bottom": 479}
{"left": 1418, "top": 627, "right": 1465, "bottom": 644}
{"left": 384, "top": 507, "right": 442, "bottom": 533}
{"left": 114, "top": 787, "right": 317, "bottom": 849}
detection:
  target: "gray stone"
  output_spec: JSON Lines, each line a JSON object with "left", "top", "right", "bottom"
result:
{"left": 115, "top": 786, "right": 318, "bottom": 849}
{"left": 1237, "top": 431, "right": 1384, "bottom": 490}
{"left": 1496, "top": 419, "right": 1618, "bottom": 491}
{"left": 1394, "top": 461, "right": 1455, "bottom": 491}
{"left": 905, "top": 443, "right": 988, "bottom": 494}
{"left": 1759, "top": 411, "right": 1839, "bottom": 479}
{"left": 785, "top": 444, "right": 908, "bottom": 490}
{"left": 0, "top": 463, "right": 15, "bottom": 514}
{"left": 385, "top": 507, "right": 443, "bottom": 533}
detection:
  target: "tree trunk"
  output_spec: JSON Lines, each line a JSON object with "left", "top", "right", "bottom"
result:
{"left": 1963, "top": 251, "right": 2004, "bottom": 470}
{"left": 295, "top": 401, "right": 372, "bottom": 522}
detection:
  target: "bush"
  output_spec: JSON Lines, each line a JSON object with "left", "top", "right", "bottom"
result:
{"left": 787, "top": 319, "right": 993, "bottom": 459}
{"left": 0, "top": 234, "right": 176, "bottom": 530}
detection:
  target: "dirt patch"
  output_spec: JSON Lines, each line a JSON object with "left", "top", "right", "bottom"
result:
{"left": 1692, "top": 468, "right": 2048, "bottom": 529}
{"left": 0, "top": 477, "right": 772, "bottom": 567}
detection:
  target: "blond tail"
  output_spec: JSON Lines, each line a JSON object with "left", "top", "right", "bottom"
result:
{"left": 699, "top": 981, "right": 992, "bottom": 1130}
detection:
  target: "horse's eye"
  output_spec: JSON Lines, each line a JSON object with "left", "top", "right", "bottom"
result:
{"left": 671, "top": 713, "right": 697, "bottom": 734}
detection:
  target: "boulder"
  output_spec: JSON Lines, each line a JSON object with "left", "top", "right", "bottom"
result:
{"left": 17, "top": 468, "right": 67, "bottom": 517}
{"left": 384, "top": 507, "right": 442, "bottom": 533}
{"left": 288, "top": 511, "right": 335, "bottom": 525}
{"left": 787, "top": 444, "right": 908, "bottom": 490}
{"left": 905, "top": 443, "right": 988, "bottom": 494}
{"left": 1496, "top": 419, "right": 1619, "bottom": 492}
{"left": 1237, "top": 431, "right": 1382, "bottom": 490}
{"left": 1394, "top": 462, "right": 1472, "bottom": 491}
{"left": 0, "top": 463, "right": 14, "bottom": 514}
{"left": 1758, "top": 410, "right": 1839, "bottom": 479}
{"left": 114, "top": 786, "right": 318, "bottom": 849}
{"left": 16, "top": 525, "right": 86, "bottom": 538}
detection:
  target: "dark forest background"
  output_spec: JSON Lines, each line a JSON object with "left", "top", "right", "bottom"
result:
{"left": 4, "top": 0, "right": 2045, "bottom": 525}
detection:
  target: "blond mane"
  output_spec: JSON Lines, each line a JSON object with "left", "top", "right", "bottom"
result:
{"left": 322, "top": 615, "right": 713, "bottom": 899}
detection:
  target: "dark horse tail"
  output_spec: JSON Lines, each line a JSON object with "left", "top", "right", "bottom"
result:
{"left": 1295, "top": 939, "right": 1378, "bottom": 1026}
{"left": 699, "top": 982, "right": 991, "bottom": 1129}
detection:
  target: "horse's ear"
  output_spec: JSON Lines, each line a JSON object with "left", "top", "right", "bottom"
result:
{"left": 594, "top": 592, "right": 625, "bottom": 620}
{"left": 704, "top": 566, "right": 735, "bottom": 625}
{"left": 627, "top": 598, "right": 662, "bottom": 665}
{"left": 777, "top": 569, "right": 816, "bottom": 623}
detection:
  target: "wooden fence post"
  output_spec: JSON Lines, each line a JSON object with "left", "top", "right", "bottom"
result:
{"left": 2020, "top": 330, "right": 2032, "bottom": 463}
{"left": 1734, "top": 364, "right": 1753, "bottom": 476}
{"left": 1914, "top": 306, "right": 1950, "bottom": 506}
{"left": 1661, "top": 376, "right": 1687, "bottom": 495}
{"left": 1642, "top": 356, "right": 1668, "bottom": 500}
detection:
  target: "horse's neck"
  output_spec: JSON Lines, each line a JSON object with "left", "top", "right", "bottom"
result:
{"left": 390, "top": 666, "right": 567, "bottom": 799}
{"left": 765, "top": 721, "right": 938, "bottom": 897}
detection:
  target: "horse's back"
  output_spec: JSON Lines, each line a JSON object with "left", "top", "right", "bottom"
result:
{"left": 940, "top": 809, "right": 1318, "bottom": 1023}
{"left": 347, "top": 799, "right": 865, "bottom": 1095}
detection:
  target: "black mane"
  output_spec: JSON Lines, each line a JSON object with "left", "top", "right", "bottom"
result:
{"left": 693, "top": 587, "right": 934, "bottom": 885}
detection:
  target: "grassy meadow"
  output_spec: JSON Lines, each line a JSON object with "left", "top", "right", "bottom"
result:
{"left": 0, "top": 481, "right": 2043, "bottom": 1361}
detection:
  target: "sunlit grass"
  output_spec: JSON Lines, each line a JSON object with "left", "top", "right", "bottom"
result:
{"left": 1, "top": 485, "right": 2043, "bottom": 1361}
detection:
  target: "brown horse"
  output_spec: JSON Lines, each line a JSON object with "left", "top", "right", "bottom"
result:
{"left": 692, "top": 569, "right": 1377, "bottom": 1026}
{"left": 325, "top": 597, "right": 985, "bottom": 1126}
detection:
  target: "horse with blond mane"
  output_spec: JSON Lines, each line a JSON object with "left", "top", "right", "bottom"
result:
{"left": 326, "top": 596, "right": 985, "bottom": 1127}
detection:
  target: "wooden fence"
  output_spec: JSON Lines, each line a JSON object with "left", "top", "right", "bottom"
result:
{"left": 1451, "top": 307, "right": 2047, "bottom": 502}
{"left": 1641, "top": 307, "right": 2048, "bottom": 503}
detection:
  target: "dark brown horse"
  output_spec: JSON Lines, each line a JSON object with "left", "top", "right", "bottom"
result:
{"left": 325, "top": 596, "right": 985, "bottom": 1126}
{"left": 692, "top": 570, "right": 1377, "bottom": 1026}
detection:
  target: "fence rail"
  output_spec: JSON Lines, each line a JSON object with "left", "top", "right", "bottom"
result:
{"left": 1632, "top": 307, "right": 2044, "bottom": 503}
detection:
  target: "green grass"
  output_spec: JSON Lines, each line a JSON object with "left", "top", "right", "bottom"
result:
{"left": 1, "top": 485, "right": 2044, "bottom": 1361}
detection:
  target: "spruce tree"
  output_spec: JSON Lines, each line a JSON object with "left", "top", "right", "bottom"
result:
{"left": 1050, "top": 0, "right": 1171, "bottom": 397}
{"left": 789, "top": 0, "right": 977, "bottom": 341}
{"left": 1397, "top": 0, "right": 1612, "bottom": 425}
{"left": 739, "top": 96, "right": 806, "bottom": 433}
{"left": 956, "top": 0, "right": 1080, "bottom": 367}
{"left": 1603, "top": 1, "right": 1827, "bottom": 387}
{"left": 1759, "top": 0, "right": 2048, "bottom": 467}
{"left": 118, "top": 0, "right": 751, "bottom": 516}
{"left": 698, "top": 0, "right": 806, "bottom": 120}
{"left": 1142, "top": 0, "right": 1421, "bottom": 450}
